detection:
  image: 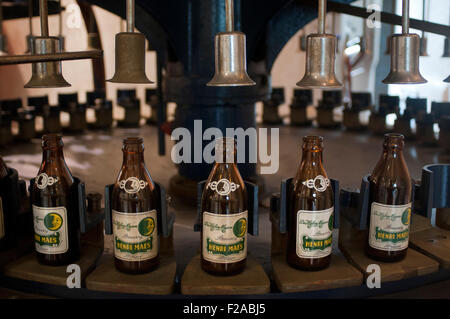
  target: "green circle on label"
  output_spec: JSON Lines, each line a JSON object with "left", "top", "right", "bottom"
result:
{"left": 44, "top": 213, "right": 63, "bottom": 231}
{"left": 328, "top": 214, "right": 333, "bottom": 231}
{"left": 233, "top": 218, "right": 247, "bottom": 238}
{"left": 138, "top": 217, "right": 155, "bottom": 236}
{"left": 402, "top": 208, "right": 411, "bottom": 226}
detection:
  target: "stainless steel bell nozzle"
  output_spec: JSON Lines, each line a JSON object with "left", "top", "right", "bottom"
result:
{"left": 0, "top": 34, "right": 7, "bottom": 56}
{"left": 419, "top": 36, "right": 428, "bottom": 57}
{"left": 87, "top": 33, "right": 101, "bottom": 50}
{"left": 108, "top": 0, "right": 153, "bottom": 84}
{"left": 296, "top": 34, "right": 342, "bottom": 89}
{"left": 207, "top": 32, "right": 256, "bottom": 87}
{"left": 299, "top": 33, "right": 307, "bottom": 52}
{"left": 0, "top": 0, "right": 6, "bottom": 55}
{"left": 382, "top": 34, "right": 427, "bottom": 84}
{"left": 383, "top": 0, "right": 427, "bottom": 84}
{"left": 25, "top": 0, "right": 70, "bottom": 88}
{"left": 24, "top": 36, "right": 71, "bottom": 88}
{"left": 107, "top": 32, "right": 153, "bottom": 84}
{"left": 57, "top": 35, "right": 65, "bottom": 52}
{"left": 296, "top": 0, "right": 342, "bottom": 89}
{"left": 384, "top": 35, "right": 391, "bottom": 55}
{"left": 443, "top": 37, "right": 450, "bottom": 58}
{"left": 207, "top": 0, "right": 255, "bottom": 87}
{"left": 419, "top": 0, "right": 428, "bottom": 57}
{"left": 25, "top": 35, "right": 35, "bottom": 54}
{"left": 25, "top": 0, "right": 34, "bottom": 54}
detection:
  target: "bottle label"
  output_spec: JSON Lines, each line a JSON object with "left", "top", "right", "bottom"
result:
{"left": 369, "top": 202, "right": 411, "bottom": 251}
{"left": 33, "top": 205, "right": 69, "bottom": 255}
{"left": 202, "top": 211, "right": 248, "bottom": 264}
{"left": 0, "top": 197, "right": 4, "bottom": 240}
{"left": 112, "top": 210, "right": 158, "bottom": 262}
{"left": 296, "top": 207, "right": 334, "bottom": 259}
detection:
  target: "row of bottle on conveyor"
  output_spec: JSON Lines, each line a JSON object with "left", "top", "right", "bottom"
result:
{"left": 0, "top": 133, "right": 415, "bottom": 276}
{"left": 262, "top": 88, "right": 450, "bottom": 149}
{"left": 0, "top": 88, "right": 160, "bottom": 146}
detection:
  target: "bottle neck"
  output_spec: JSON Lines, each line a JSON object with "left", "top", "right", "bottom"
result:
{"left": 215, "top": 150, "right": 237, "bottom": 165}
{"left": 383, "top": 147, "right": 403, "bottom": 159}
{"left": 122, "top": 151, "right": 145, "bottom": 168}
{"left": 301, "top": 148, "right": 323, "bottom": 166}
{"left": 42, "top": 147, "right": 65, "bottom": 164}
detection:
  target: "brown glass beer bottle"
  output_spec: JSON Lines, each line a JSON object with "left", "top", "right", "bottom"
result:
{"left": 31, "top": 134, "right": 80, "bottom": 266}
{"left": 287, "top": 136, "right": 334, "bottom": 271}
{"left": 111, "top": 137, "right": 159, "bottom": 274}
{"left": 0, "top": 157, "right": 9, "bottom": 250}
{"left": 201, "top": 137, "right": 248, "bottom": 276}
{"left": 366, "top": 133, "right": 412, "bottom": 262}
{"left": 0, "top": 157, "right": 7, "bottom": 178}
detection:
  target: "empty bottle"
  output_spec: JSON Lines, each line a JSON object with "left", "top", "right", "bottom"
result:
{"left": 287, "top": 136, "right": 334, "bottom": 271}
{"left": 366, "top": 133, "right": 412, "bottom": 262}
{"left": 31, "top": 134, "right": 80, "bottom": 266}
{"left": 201, "top": 137, "right": 248, "bottom": 276}
{"left": 111, "top": 137, "right": 159, "bottom": 274}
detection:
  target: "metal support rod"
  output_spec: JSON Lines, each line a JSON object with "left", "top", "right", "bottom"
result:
{"left": 58, "top": 0, "right": 62, "bottom": 35}
{"left": 0, "top": 0, "right": 3, "bottom": 34}
{"left": 126, "top": 0, "right": 134, "bottom": 33}
{"left": 225, "top": 0, "right": 234, "bottom": 32}
{"left": 390, "top": 0, "right": 395, "bottom": 34}
{"left": 362, "top": 0, "right": 367, "bottom": 38}
{"left": 422, "top": 0, "right": 427, "bottom": 37}
{"left": 299, "top": 0, "right": 450, "bottom": 37}
{"left": 28, "top": 0, "right": 33, "bottom": 35}
{"left": 39, "top": 0, "right": 48, "bottom": 37}
{"left": 0, "top": 50, "right": 102, "bottom": 65}
{"left": 402, "top": 0, "right": 409, "bottom": 34}
{"left": 318, "top": 0, "right": 326, "bottom": 34}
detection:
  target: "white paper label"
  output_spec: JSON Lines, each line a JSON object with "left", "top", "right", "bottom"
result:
{"left": 369, "top": 202, "right": 411, "bottom": 251}
{"left": 296, "top": 207, "right": 334, "bottom": 259}
{"left": 112, "top": 210, "right": 158, "bottom": 262}
{"left": 33, "top": 205, "right": 69, "bottom": 254}
{"left": 202, "top": 211, "right": 248, "bottom": 264}
{"left": 0, "top": 197, "right": 4, "bottom": 240}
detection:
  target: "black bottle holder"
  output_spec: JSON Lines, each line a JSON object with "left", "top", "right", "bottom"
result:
{"left": 416, "top": 164, "right": 450, "bottom": 220}
{"left": 269, "top": 178, "right": 340, "bottom": 234}
{"left": 117, "top": 100, "right": 141, "bottom": 128}
{"left": 29, "top": 176, "right": 103, "bottom": 236}
{"left": 0, "top": 168, "right": 25, "bottom": 250}
{"left": 339, "top": 175, "right": 416, "bottom": 231}
{"left": 104, "top": 182, "right": 175, "bottom": 238}
{"left": 194, "top": 180, "right": 259, "bottom": 236}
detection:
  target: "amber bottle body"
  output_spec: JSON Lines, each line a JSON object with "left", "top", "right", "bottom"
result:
{"left": 201, "top": 138, "right": 248, "bottom": 276}
{"left": 0, "top": 157, "right": 11, "bottom": 251}
{"left": 366, "top": 134, "right": 412, "bottom": 262}
{"left": 31, "top": 135, "right": 80, "bottom": 266}
{"left": 287, "top": 136, "right": 334, "bottom": 271}
{"left": 112, "top": 138, "right": 159, "bottom": 274}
